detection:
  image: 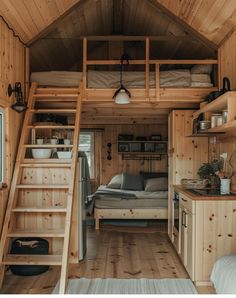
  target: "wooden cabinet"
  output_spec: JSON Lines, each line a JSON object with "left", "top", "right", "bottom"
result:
{"left": 177, "top": 189, "right": 236, "bottom": 285}
{"left": 168, "top": 110, "right": 208, "bottom": 244}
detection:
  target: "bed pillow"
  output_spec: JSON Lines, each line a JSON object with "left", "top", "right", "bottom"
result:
{"left": 121, "top": 173, "right": 144, "bottom": 191}
{"left": 144, "top": 177, "right": 168, "bottom": 192}
{"left": 107, "top": 174, "right": 122, "bottom": 189}
{"left": 190, "top": 64, "right": 212, "bottom": 74}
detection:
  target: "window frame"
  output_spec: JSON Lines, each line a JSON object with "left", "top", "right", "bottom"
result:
{"left": 79, "top": 131, "right": 95, "bottom": 179}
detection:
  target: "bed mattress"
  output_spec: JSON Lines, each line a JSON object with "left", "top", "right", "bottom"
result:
{"left": 31, "top": 70, "right": 213, "bottom": 88}
{"left": 95, "top": 196, "right": 168, "bottom": 209}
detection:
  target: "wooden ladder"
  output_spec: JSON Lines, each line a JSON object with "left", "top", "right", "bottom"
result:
{"left": 0, "top": 82, "right": 82, "bottom": 294}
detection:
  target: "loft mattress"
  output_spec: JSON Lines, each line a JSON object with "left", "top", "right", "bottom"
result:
{"left": 31, "top": 70, "right": 213, "bottom": 88}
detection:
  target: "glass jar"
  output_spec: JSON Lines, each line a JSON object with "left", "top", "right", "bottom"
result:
{"left": 211, "top": 114, "right": 221, "bottom": 128}
{"left": 217, "top": 115, "right": 223, "bottom": 126}
{"left": 222, "top": 110, "right": 228, "bottom": 124}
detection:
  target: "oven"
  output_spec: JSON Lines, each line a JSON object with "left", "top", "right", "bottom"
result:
{"left": 173, "top": 192, "right": 179, "bottom": 231}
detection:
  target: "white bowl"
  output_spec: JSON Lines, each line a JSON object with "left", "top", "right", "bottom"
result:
{"left": 32, "top": 148, "right": 52, "bottom": 159}
{"left": 57, "top": 151, "right": 72, "bottom": 159}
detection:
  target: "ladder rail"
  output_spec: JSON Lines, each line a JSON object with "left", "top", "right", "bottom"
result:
{"left": 59, "top": 85, "right": 82, "bottom": 294}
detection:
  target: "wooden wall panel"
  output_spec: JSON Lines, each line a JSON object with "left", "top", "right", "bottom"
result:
{"left": 81, "top": 123, "right": 168, "bottom": 191}
{"left": 208, "top": 30, "right": 236, "bottom": 192}
{"left": 0, "top": 19, "right": 26, "bottom": 186}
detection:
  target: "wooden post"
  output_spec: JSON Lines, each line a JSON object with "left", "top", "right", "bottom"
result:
{"left": 83, "top": 38, "right": 87, "bottom": 98}
{"left": 155, "top": 63, "right": 160, "bottom": 101}
{"left": 217, "top": 47, "right": 222, "bottom": 90}
{"left": 24, "top": 47, "right": 30, "bottom": 100}
{"left": 145, "top": 37, "right": 150, "bottom": 101}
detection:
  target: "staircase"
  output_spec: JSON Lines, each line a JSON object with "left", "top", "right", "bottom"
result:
{"left": 0, "top": 82, "right": 82, "bottom": 294}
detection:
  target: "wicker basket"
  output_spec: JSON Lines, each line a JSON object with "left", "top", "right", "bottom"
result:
{"left": 181, "top": 179, "right": 209, "bottom": 189}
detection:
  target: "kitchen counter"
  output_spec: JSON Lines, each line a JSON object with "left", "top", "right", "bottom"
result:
{"left": 174, "top": 185, "right": 236, "bottom": 200}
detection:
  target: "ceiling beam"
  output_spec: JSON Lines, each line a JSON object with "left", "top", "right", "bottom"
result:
{"left": 147, "top": 0, "right": 218, "bottom": 52}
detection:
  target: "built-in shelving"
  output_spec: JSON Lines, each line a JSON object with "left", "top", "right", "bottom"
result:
{"left": 191, "top": 91, "right": 236, "bottom": 136}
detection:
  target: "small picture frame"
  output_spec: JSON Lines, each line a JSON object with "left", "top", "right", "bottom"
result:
{"left": 145, "top": 143, "right": 155, "bottom": 152}
{"left": 155, "top": 143, "right": 167, "bottom": 153}
{"left": 150, "top": 134, "right": 161, "bottom": 141}
{"left": 118, "top": 143, "right": 129, "bottom": 152}
{"left": 130, "top": 142, "right": 142, "bottom": 152}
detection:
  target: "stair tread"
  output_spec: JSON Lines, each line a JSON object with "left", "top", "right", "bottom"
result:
{"left": 20, "top": 163, "right": 71, "bottom": 168}
{"left": 8, "top": 229, "right": 65, "bottom": 237}
{"left": 23, "top": 158, "right": 72, "bottom": 163}
{"left": 30, "top": 109, "right": 76, "bottom": 113}
{"left": 25, "top": 144, "right": 73, "bottom": 148}
{"left": 16, "top": 184, "right": 69, "bottom": 189}
{"left": 28, "top": 125, "right": 75, "bottom": 129}
{"left": 3, "top": 254, "right": 62, "bottom": 265}
{"left": 12, "top": 207, "right": 67, "bottom": 212}
{"left": 33, "top": 94, "right": 77, "bottom": 97}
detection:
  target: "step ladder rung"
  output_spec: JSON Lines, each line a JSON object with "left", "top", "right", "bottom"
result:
{"left": 16, "top": 184, "right": 69, "bottom": 189}
{"left": 23, "top": 158, "right": 72, "bottom": 164}
{"left": 30, "top": 109, "right": 76, "bottom": 113}
{"left": 20, "top": 163, "right": 72, "bottom": 168}
{"left": 8, "top": 229, "right": 65, "bottom": 238}
{"left": 3, "top": 254, "right": 62, "bottom": 265}
{"left": 12, "top": 207, "right": 67, "bottom": 213}
{"left": 36, "top": 87, "right": 79, "bottom": 93}
{"left": 24, "top": 144, "right": 73, "bottom": 148}
{"left": 33, "top": 94, "right": 77, "bottom": 98}
{"left": 28, "top": 125, "right": 75, "bottom": 129}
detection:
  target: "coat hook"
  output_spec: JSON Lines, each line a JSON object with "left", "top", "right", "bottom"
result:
{"left": 107, "top": 142, "right": 112, "bottom": 160}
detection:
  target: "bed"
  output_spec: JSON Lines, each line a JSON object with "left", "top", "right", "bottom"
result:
{"left": 31, "top": 68, "right": 213, "bottom": 88}
{"left": 90, "top": 173, "right": 168, "bottom": 229}
{"left": 211, "top": 254, "right": 236, "bottom": 294}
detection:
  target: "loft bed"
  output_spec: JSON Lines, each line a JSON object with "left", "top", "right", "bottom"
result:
{"left": 30, "top": 36, "right": 219, "bottom": 104}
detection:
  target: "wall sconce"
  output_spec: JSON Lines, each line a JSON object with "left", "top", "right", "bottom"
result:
{"left": 8, "top": 82, "right": 27, "bottom": 113}
{"left": 113, "top": 54, "right": 131, "bottom": 104}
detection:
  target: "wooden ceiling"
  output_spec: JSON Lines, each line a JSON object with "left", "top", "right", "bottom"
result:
{"left": 1, "top": 0, "right": 236, "bottom": 71}
{"left": 29, "top": 0, "right": 219, "bottom": 71}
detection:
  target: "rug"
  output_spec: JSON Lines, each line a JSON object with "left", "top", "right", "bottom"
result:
{"left": 53, "top": 278, "right": 198, "bottom": 294}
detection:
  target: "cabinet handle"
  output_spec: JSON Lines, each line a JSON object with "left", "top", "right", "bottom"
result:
{"left": 184, "top": 212, "right": 187, "bottom": 228}
{"left": 181, "top": 210, "right": 185, "bottom": 226}
{"left": 181, "top": 198, "right": 188, "bottom": 202}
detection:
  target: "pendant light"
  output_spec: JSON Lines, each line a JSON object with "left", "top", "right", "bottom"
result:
{"left": 113, "top": 54, "right": 131, "bottom": 104}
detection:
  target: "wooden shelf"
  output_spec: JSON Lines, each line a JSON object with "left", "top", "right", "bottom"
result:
{"left": 193, "top": 91, "right": 236, "bottom": 118}
{"left": 3, "top": 254, "right": 62, "bottom": 266}
{"left": 118, "top": 151, "right": 167, "bottom": 155}
{"left": 118, "top": 140, "right": 167, "bottom": 143}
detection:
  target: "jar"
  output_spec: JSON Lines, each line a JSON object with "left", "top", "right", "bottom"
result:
{"left": 217, "top": 115, "right": 223, "bottom": 126}
{"left": 211, "top": 114, "right": 221, "bottom": 128}
{"left": 222, "top": 110, "right": 228, "bottom": 124}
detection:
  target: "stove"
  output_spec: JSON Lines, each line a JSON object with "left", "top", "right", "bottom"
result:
{"left": 189, "top": 189, "right": 234, "bottom": 196}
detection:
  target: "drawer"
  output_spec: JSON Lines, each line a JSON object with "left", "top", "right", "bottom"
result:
{"left": 179, "top": 193, "right": 195, "bottom": 214}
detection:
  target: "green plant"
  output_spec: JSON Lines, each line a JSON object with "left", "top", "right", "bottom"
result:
{"left": 197, "top": 159, "right": 223, "bottom": 179}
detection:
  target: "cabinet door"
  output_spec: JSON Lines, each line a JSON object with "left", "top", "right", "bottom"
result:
{"left": 179, "top": 206, "right": 187, "bottom": 264}
{"left": 186, "top": 211, "right": 194, "bottom": 279}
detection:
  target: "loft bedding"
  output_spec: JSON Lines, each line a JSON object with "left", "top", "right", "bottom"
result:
{"left": 30, "top": 66, "right": 213, "bottom": 88}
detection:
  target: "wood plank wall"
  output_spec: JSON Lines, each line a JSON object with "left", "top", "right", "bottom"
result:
{"left": 0, "top": 19, "right": 26, "bottom": 232}
{"left": 0, "top": 19, "right": 26, "bottom": 185}
{"left": 209, "top": 31, "right": 236, "bottom": 191}
{"left": 81, "top": 123, "right": 168, "bottom": 191}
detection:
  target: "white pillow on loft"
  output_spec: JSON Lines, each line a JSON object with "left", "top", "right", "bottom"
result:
{"left": 191, "top": 64, "right": 212, "bottom": 74}
{"left": 107, "top": 174, "right": 122, "bottom": 189}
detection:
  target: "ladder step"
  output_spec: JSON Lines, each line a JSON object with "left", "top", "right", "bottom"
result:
{"left": 8, "top": 229, "right": 65, "bottom": 238}
{"left": 20, "top": 163, "right": 71, "bottom": 168}
{"left": 12, "top": 207, "right": 67, "bottom": 213}
{"left": 23, "top": 158, "right": 72, "bottom": 164}
{"left": 33, "top": 94, "right": 77, "bottom": 98}
{"left": 25, "top": 144, "right": 73, "bottom": 148}
{"left": 28, "top": 125, "right": 75, "bottom": 129}
{"left": 16, "top": 185, "right": 69, "bottom": 189}
{"left": 3, "top": 254, "right": 62, "bottom": 265}
{"left": 30, "top": 109, "right": 76, "bottom": 113}
{"left": 36, "top": 87, "right": 79, "bottom": 94}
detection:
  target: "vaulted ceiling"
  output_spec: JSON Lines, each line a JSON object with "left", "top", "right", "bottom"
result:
{"left": 1, "top": 0, "right": 236, "bottom": 71}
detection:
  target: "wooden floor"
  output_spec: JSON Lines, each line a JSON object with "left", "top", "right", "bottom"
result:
{"left": 0, "top": 220, "right": 215, "bottom": 294}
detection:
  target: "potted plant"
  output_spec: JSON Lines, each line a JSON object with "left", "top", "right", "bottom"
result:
{"left": 197, "top": 159, "right": 223, "bottom": 188}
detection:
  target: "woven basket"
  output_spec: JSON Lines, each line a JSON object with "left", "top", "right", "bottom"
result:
{"left": 181, "top": 179, "right": 209, "bottom": 189}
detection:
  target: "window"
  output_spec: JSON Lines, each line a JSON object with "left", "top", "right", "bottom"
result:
{"left": 79, "top": 132, "right": 94, "bottom": 178}
{"left": 0, "top": 108, "right": 4, "bottom": 183}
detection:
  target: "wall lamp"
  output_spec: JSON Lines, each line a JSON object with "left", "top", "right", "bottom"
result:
{"left": 8, "top": 82, "right": 27, "bottom": 113}
{"left": 113, "top": 53, "right": 131, "bottom": 104}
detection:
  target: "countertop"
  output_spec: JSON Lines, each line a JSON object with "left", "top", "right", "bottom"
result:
{"left": 174, "top": 185, "right": 236, "bottom": 201}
